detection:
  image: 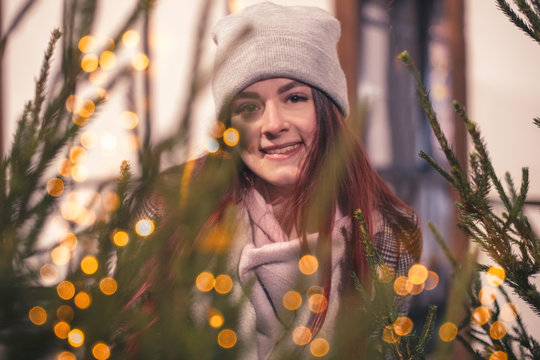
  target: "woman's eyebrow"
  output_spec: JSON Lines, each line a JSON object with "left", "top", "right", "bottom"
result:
{"left": 233, "top": 91, "right": 259, "bottom": 100}
{"left": 277, "top": 80, "right": 306, "bottom": 94}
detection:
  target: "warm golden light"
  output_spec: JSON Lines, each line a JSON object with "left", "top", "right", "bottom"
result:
{"left": 486, "top": 266, "right": 505, "bottom": 287}
{"left": 217, "top": 329, "right": 237, "bottom": 349}
{"left": 57, "top": 305, "right": 74, "bottom": 322}
{"left": 409, "top": 283, "right": 424, "bottom": 295}
{"left": 215, "top": 274, "right": 233, "bottom": 294}
{"left": 205, "top": 138, "right": 220, "bottom": 154}
{"left": 71, "top": 164, "right": 89, "bottom": 182}
{"left": 210, "top": 121, "right": 226, "bottom": 138}
{"left": 54, "top": 321, "right": 71, "bottom": 339}
{"left": 292, "top": 326, "right": 312, "bottom": 346}
{"left": 92, "top": 342, "right": 111, "bottom": 360}
{"left": 68, "top": 328, "right": 85, "bottom": 347}
{"left": 308, "top": 294, "right": 328, "bottom": 314}
{"left": 382, "top": 325, "right": 400, "bottom": 343}
{"left": 81, "top": 255, "right": 98, "bottom": 275}
{"left": 57, "top": 281, "right": 76, "bottom": 300}
{"left": 112, "top": 230, "right": 129, "bottom": 247}
{"left": 393, "top": 316, "right": 413, "bottom": 336}
{"left": 471, "top": 306, "right": 492, "bottom": 326}
{"left": 393, "top": 276, "right": 410, "bottom": 296}
{"left": 57, "top": 351, "right": 76, "bottom": 360}
{"left": 298, "top": 254, "right": 318, "bottom": 275}
{"left": 69, "top": 146, "right": 87, "bottom": 164}
{"left": 100, "top": 132, "right": 117, "bottom": 151}
{"left": 377, "top": 264, "right": 395, "bottom": 283}
{"left": 29, "top": 306, "right": 47, "bottom": 325}
{"left": 500, "top": 302, "right": 519, "bottom": 322}
{"left": 228, "top": 0, "right": 245, "bottom": 13}
{"left": 81, "top": 53, "right": 99, "bottom": 72}
{"left": 425, "top": 271, "right": 439, "bottom": 290}
{"left": 438, "top": 322, "right": 458, "bottom": 342}
{"left": 408, "top": 264, "right": 428, "bottom": 285}
{"left": 57, "top": 158, "right": 72, "bottom": 177}
{"left": 310, "top": 337, "right": 330, "bottom": 357}
{"left": 283, "top": 290, "right": 302, "bottom": 311}
{"left": 103, "top": 191, "right": 120, "bottom": 211}
{"left": 306, "top": 286, "right": 323, "bottom": 297}
{"left": 99, "top": 51, "right": 116, "bottom": 70}
{"left": 100, "top": 277, "right": 118, "bottom": 295}
{"left": 196, "top": 272, "right": 215, "bottom": 292}
{"left": 78, "top": 35, "right": 96, "bottom": 53}
{"left": 135, "top": 219, "right": 154, "bottom": 237}
{"left": 65, "top": 94, "right": 78, "bottom": 113}
{"left": 74, "top": 291, "right": 92, "bottom": 309}
{"left": 51, "top": 245, "right": 71, "bottom": 265}
{"left": 40, "top": 264, "right": 58, "bottom": 283}
{"left": 479, "top": 287, "right": 497, "bottom": 306}
{"left": 120, "top": 111, "right": 139, "bottom": 129}
{"left": 122, "top": 30, "right": 140, "bottom": 47}
{"left": 132, "top": 53, "right": 149, "bottom": 70}
{"left": 47, "top": 178, "right": 64, "bottom": 197}
{"left": 61, "top": 233, "right": 78, "bottom": 251}
{"left": 208, "top": 308, "right": 225, "bottom": 328}
{"left": 489, "top": 321, "right": 507, "bottom": 340}
{"left": 223, "top": 128, "right": 240, "bottom": 147}
{"left": 489, "top": 351, "right": 508, "bottom": 360}
{"left": 81, "top": 131, "right": 97, "bottom": 149}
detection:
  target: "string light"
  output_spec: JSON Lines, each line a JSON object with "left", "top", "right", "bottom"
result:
{"left": 438, "top": 322, "right": 458, "bottom": 342}
{"left": 57, "top": 281, "right": 76, "bottom": 300}
{"left": 71, "top": 164, "right": 89, "bottom": 182}
{"left": 81, "top": 54, "right": 99, "bottom": 72}
{"left": 196, "top": 272, "right": 215, "bottom": 292}
{"left": 57, "top": 351, "right": 76, "bottom": 360}
{"left": 489, "top": 351, "right": 508, "bottom": 360}
{"left": 500, "top": 302, "right": 518, "bottom": 322}
{"left": 217, "top": 329, "right": 237, "bottom": 349}
{"left": 283, "top": 290, "right": 302, "bottom": 311}
{"left": 205, "top": 138, "right": 220, "bottom": 154}
{"left": 61, "top": 233, "right": 78, "bottom": 251}
{"left": 310, "top": 337, "right": 330, "bottom": 357}
{"left": 57, "top": 305, "right": 74, "bottom": 322}
{"left": 99, "top": 51, "right": 116, "bottom": 70}
{"left": 120, "top": 111, "right": 139, "bottom": 129}
{"left": 74, "top": 291, "right": 92, "bottom": 309}
{"left": 100, "top": 277, "right": 118, "bottom": 295}
{"left": 69, "top": 146, "right": 87, "bottom": 164}
{"left": 479, "top": 287, "right": 497, "bottom": 306}
{"left": 135, "top": 219, "right": 154, "bottom": 237}
{"left": 308, "top": 293, "right": 328, "bottom": 314}
{"left": 28, "top": 306, "right": 47, "bottom": 325}
{"left": 471, "top": 306, "right": 492, "bottom": 326}
{"left": 424, "top": 271, "right": 439, "bottom": 290}
{"left": 57, "top": 159, "right": 72, "bottom": 177}
{"left": 51, "top": 245, "right": 71, "bottom": 265}
{"left": 214, "top": 274, "right": 233, "bottom": 294}
{"left": 47, "top": 178, "right": 64, "bottom": 197}
{"left": 382, "top": 325, "right": 400, "bottom": 344}
{"left": 122, "top": 30, "right": 140, "bottom": 47}
{"left": 223, "top": 128, "right": 240, "bottom": 147}
{"left": 54, "top": 321, "right": 71, "bottom": 339}
{"left": 486, "top": 266, "right": 505, "bottom": 287}
{"left": 68, "top": 328, "right": 85, "bottom": 347}
{"left": 408, "top": 264, "right": 428, "bottom": 285}
{"left": 40, "top": 264, "right": 58, "bottom": 284}
{"left": 112, "top": 230, "right": 129, "bottom": 247}
{"left": 92, "top": 342, "right": 111, "bottom": 360}
{"left": 78, "top": 35, "right": 96, "bottom": 53}
{"left": 292, "top": 326, "right": 312, "bottom": 346}
{"left": 393, "top": 316, "right": 413, "bottom": 336}
{"left": 393, "top": 276, "right": 410, "bottom": 296}
{"left": 207, "top": 308, "right": 225, "bottom": 328}
{"left": 80, "top": 255, "right": 98, "bottom": 275}
{"left": 132, "top": 53, "right": 149, "bottom": 70}
{"left": 81, "top": 131, "right": 97, "bottom": 149}
{"left": 489, "top": 321, "right": 507, "bottom": 340}
{"left": 103, "top": 191, "right": 120, "bottom": 211}
{"left": 298, "top": 254, "right": 318, "bottom": 275}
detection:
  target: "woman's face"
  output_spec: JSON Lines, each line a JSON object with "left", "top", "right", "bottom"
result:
{"left": 230, "top": 77, "right": 317, "bottom": 196}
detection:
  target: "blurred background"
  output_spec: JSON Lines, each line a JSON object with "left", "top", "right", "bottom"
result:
{"left": 2, "top": 0, "right": 539, "bottom": 357}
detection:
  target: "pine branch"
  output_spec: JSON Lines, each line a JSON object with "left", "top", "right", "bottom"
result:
{"left": 415, "top": 305, "right": 437, "bottom": 353}
{"left": 534, "top": 117, "right": 540, "bottom": 127}
{"left": 495, "top": 0, "right": 540, "bottom": 44}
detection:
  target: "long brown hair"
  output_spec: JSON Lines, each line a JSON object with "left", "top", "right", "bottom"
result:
{"left": 210, "top": 85, "right": 422, "bottom": 333}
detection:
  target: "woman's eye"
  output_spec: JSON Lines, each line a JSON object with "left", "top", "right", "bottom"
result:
{"left": 287, "top": 94, "right": 308, "bottom": 103}
{"left": 236, "top": 103, "right": 259, "bottom": 114}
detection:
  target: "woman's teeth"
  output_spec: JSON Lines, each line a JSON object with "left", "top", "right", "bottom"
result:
{"left": 265, "top": 143, "right": 300, "bottom": 154}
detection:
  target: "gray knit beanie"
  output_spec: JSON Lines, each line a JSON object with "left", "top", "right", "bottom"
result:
{"left": 212, "top": 1, "right": 349, "bottom": 119}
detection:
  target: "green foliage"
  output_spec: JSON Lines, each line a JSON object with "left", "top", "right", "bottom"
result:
{"left": 496, "top": 0, "right": 540, "bottom": 44}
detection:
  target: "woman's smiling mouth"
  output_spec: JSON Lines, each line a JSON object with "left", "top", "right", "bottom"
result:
{"left": 262, "top": 143, "right": 302, "bottom": 158}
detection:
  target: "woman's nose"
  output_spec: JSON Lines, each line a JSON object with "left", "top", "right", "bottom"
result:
{"left": 260, "top": 102, "right": 288, "bottom": 137}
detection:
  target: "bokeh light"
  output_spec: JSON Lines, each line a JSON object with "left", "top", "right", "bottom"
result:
{"left": 57, "top": 281, "right": 76, "bottom": 300}
{"left": 92, "top": 342, "right": 111, "bottom": 360}
{"left": 122, "top": 30, "right": 140, "bottom": 47}
{"left": 377, "top": 263, "right": 395, "bottom": 283}
{"left": 81, "top": 130, "right": 97, "bottom": 149}
{"left": 500, "top": 302, "right": 518, "bottom": 322}
{"left": 51, "top": 245, "right": 71, "bottom": 265}
{"left": 57, "top": 351, "right": 76, "bottom": 360}
{"left": 210, "top": 121, "right": 226, "bottom": 138}
{"left": 112, "top": 230, "right": 129, "bottom": 247}
{"left": 486, "top": 266, "right": 505, "bottom": 287}
{"left": 196, "top": 272, "right": 215, "bottom": 292}
{"left": 217, "top": 329, "right": 237, "bottom": 349}
{"left": 29, "top": 306, "right": 47, "bottom": 325}
{"left": 306, "top": 286, "right": 323, "bottom": 297}
{"left": 57, "top": 305, "right": 74, "bottom": 322}
{"left": 292, "top": 326, "right": 312, "bottom": 346}
{"left": 409, "top": 283, "right": 424, "bottom": 295}
{"left": 393, "top": 316, "right": 413, "bottom": 336}
{"left": 425, "top": 271, "right": 439, "bottom": 290}
{"left": 47, "top": 178, "right": 64, "bottom": 197}
{"left": 135, "top": 219, "right": 154, "bottom": 237}
{"left": 298, "top": 254, "right": 318, "bottom": 275}
{"left": 81, "top": 255, "right": 98, "bottom": 275}
{"left": 81, "top": 53, "right": 99, "bottom": 72}
{"left": 439, "top": 322, "right": 458, "bottom": 342}
{"left": 78, "top": 35, "right": 96, "bottom": 53}
{"left": 205, "top": 138, "right": 220, "bottom": 153}
{"left": 408, "top": 264, "right": 428, "bottom": 285}
{"left": 68, "top": 328, "right": 85, "bottom": 347}
{"left": 99, "top": 50, "right": 116, "bottom": 70}
{"left": 40, "top": 264, "right": 58, "bottom": 284}
{"left": 61, "top": 233, "right": 78, "bottom": 251}
{"left": 214, "top": 274, "right": 233, "bottom": 294}
{"left": 100, "top": 132, "right": 117, "bottom": 151}
{"left": 99, "top": 277, "right": 118, "bottom": 295}
{"left": 120, "top": 111, "right": 139, "bottom": 129}
{"left": 479, "top": 287, "right": 497, "bottom": 306}
{"left": 74, "top": 291, "right": 92, "bottom": 309}
{"left": 103, "top": 191, "right": 120, "bottom": 211}
{"left": 382, "top": 325, "right": 400, "bottom": 343}
{"left": 207, "top": 308, "right": 224, "bottom": 328}
{"left": 471, "top": 306, "right": 492, "bottom": 326}
{"left": 489, "top": 351, "right": 508, "bottom": 360}
{"left": 308, "top": 293, "right": 328, "bottom": 314}
{"left": 228, "top": 0, "right": 245, "bottom": 13}
{"left": 132, "top": 53, "right": 149, "bottom": 70}
{"left": 65, "top": 94, "right": 78, "bottom": 113}
{"left": 393, "top": 276, "right": 410, "bottom": 296}
{"left": 69, "top": 146, "right": 87, "bottom": 164}
{"left": 223, "top": 128, "right": 240, "bottom": 147}
{"left": 283, "top": 290, "right": 302, "bottom": 311}
{"left": 54, "top": 321, "right": 71, "bottom": 339}
{"left": 57, "top": 159, "right": 72, "bottom": 177}
{"left": 310, "top": 337, "right": 330, "bottom": 357}
{"left": 71, "top": 164, "right": 89, "bottom": 182}
{"left": 489, "top": 321, "right": 507, "bottom": 340}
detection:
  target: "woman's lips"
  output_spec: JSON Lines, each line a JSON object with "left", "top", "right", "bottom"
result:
{"left": 261, "top": 143, "right": 302, "bottom": 159}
